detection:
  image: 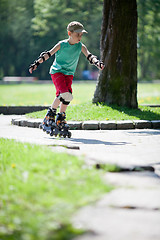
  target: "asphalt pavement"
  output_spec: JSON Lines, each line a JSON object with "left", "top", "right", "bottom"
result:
{"left": 0, "top": 115, "right": 160, "bottom": 240}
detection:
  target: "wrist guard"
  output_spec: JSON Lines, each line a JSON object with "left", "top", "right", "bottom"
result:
{"left": 29, "top": 60, "right": 40, "bottom": 71}
{"left": 87, "top": 54, "right": 104, "bottom": 70}
{"left": 29, "top": 50, "right": 51, "bottom": 71}
{"left": 87, "top": 54, "right": 97, "bottom": 64}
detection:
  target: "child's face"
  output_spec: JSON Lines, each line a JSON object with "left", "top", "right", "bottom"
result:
{"left": 69, "top": 31, "right": 83, "bottom": 43}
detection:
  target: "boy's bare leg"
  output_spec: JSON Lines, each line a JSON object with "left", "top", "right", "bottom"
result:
{"left": 51, "top": 97, "right": 60, "bottom": 109}
{"left": 51, "top": 97, "right": 68, "bottom": 113}
{"left": 60, "top": 103, "right": 68, "bottom": 113}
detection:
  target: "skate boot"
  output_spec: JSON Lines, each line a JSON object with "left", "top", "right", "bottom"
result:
{"left": 39, "top": 107, "right": 56, "bottom": 134}
{"left": 54, "top": 112, "right": 71, "bottom": 138}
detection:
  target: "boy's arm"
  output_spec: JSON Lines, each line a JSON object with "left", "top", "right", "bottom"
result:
{"left": 81, "top": 44, "right": 104, "bottom": 70}
{"left": 29, "top": 43, "right": 60, "bottom": 74}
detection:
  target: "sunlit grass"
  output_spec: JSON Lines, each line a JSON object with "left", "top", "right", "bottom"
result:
{"left": 0, "top": 138, "right": 111, "bottom": 240}
{"left": 137, "top": 83, "right": 160, "bottom": 104}
{"left": 0, "top": 82, "right": 159, "bottom": 106}
{"left": 0, "top": 82, "right": 95, "bottom": 106}
{"left": 1, "top": 82, "right": 160, "bottom": 121}
{"left": 27, "top": 102, "right": 160, "bottom": 121}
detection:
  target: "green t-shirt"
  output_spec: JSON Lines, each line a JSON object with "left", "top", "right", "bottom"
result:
{"left": 49, "top": 39, "right": 82, "bottom": 76}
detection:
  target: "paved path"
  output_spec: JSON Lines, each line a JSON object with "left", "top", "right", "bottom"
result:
{"left": 0, "top": 115, "right": 160, "bottom": 240}
{"left": 1, "top": 115, "right": 160, "bottom": 167}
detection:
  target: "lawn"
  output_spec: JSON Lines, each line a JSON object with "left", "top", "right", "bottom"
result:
{"left": 0, "top": 82, "right": 160, "bottom": 106}
{"left": 0, "top": 82, "right": 160, "bottom": 120}
{"left": 28, "top": 102, "right": 160, "bottom": 121}
{"left": 138, "top": 82, "right": 160, "bottom": 104}
{"left": 0, "top": 138, "right": 112, "bottom": 240}
{"left": 0, "top": 82, "right": 95, "bottom": 106}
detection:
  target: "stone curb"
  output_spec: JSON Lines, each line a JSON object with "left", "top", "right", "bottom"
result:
{"left": 11, "top": 117, "right": 160, "bottom": 130}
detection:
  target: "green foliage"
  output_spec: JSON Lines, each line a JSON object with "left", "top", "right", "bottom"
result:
{"left": 32, "top": 0, "right": 103, "bottom": 79}
{"left": 0, "top": 138, "right": 110, "bottom": 240}
{"left": 0, "top": 0, "right": 103, "bottom": 80}
{"left": 0, "top": 0, "right": 160, "bottom": 80}
{"left": 137, "top": 0, "right": 160, "bottom": 79}
{"left": 0, "top": 0, "right": 34, "bottom": 77}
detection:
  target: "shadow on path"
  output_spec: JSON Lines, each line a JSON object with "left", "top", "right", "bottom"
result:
{"left": 44, "top": 136, "right": 131, "bottom": 146}
{"left": 127, "top": 130, "right": 160, "bottom": 136}
{"left": 69, "top": 138, "right": 130, "bottom": 146}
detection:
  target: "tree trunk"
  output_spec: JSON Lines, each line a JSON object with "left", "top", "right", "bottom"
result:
{"left": 93, "top": 0, "right": 138, "bottom": 108}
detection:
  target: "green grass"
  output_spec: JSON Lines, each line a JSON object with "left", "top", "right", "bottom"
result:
{"left": 138, "top": 83, "right": 160, "bottom": 104}
{"left": 1, "top": 82, "right": 160, "bottom": 120}
{"left": 0, "top": 82, "right": 160, "bottom": 106}
{"left": 0, "top": 82, "right": 95, "bottom": 106}
{"left": 28, "top": 102, "right": 160, "bottom": 121}
{"left": 0, "top": 84, "right": 55, "bottom": 106}
{"left": 67, "top": 103, "right": 160, "bottom": 121}
{"left": 0, "top": 138, "right": 111, "bottom": 240}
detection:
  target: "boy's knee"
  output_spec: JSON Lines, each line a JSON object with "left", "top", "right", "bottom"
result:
{"left": 58, "top": 92, "right": 73, "bottom": 105}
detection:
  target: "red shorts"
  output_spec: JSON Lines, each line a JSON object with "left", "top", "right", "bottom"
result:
{"left": 51, "top": 73, "right": 73, "bottom": 97}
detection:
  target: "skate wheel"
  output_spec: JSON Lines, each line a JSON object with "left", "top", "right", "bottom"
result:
{"left": 50, "top": 132, "right": 54, "bottom": 136}
{"left": 68, "top": 132, "right": 72, "bottom": 138}
{"left": 46, "top": 130, "right": 50, "bottom": 134}
{"left": 39, "top": 124, "right": 43, "bottom": 129}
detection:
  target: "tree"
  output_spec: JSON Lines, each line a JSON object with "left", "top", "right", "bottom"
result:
{"left": 93, "top": 0, "right": 138, "bottom": 108}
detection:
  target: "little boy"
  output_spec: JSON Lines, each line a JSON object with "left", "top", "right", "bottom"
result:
{"left": 29, "top": 21, "right": 104, "bottom": 133}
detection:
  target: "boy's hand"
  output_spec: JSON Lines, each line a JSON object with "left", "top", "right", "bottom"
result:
{"left": 29, "top": 64, "right": 37, "bottom": 74}
{"left": 97, "top": 61, "right": 105, "bottom": 70}
{"left": 29, "top": 61, "right": 39, "bottom": 74}
{"left": 92, "top": 57, "right": 105, "bottom": 70}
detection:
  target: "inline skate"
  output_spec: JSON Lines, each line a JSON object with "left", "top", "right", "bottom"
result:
{"left": 50, "top": 112, "right": 71, "bottom": 138}
{"left": 39, "top": 107, "right": 56, "bottom": 133}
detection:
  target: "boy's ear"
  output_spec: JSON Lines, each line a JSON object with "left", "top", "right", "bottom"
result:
{"left": 68, "top": 31, "right": 72, "bottom": 36}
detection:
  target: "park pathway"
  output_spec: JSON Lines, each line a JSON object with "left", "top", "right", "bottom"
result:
{"left": 0, "top": 115, "right": 160, "bottom": 240}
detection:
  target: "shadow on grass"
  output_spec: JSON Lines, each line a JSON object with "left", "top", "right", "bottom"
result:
{"left": 109, "top": 104, "right": 160, "bottom": 120}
